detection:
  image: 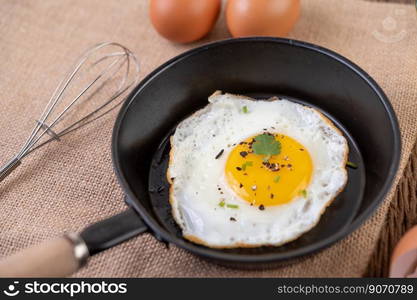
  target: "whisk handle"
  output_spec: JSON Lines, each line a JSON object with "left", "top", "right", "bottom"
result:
{"left": 0, "top": 157, "right": 21, "bottom": 182}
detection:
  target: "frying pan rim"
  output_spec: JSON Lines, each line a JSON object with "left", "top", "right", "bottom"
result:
{"left": 111, "top": 37, "right": 401, "bottom": 263}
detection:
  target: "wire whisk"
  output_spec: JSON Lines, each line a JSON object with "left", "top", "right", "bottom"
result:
{"left": 0, "top": 42, "right": 140, "bottom": 182}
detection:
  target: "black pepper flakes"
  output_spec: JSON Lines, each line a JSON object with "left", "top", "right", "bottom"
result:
{"left": 230, "top": 217, "right": 237, "bottom": 222}
{"left": 270, "top": 193, "right": 274, "bottom": 199}
{"left": 236, "top": 166, "right": 242, "bottom": 171}
{"left": 239, "top": 151, "right": 248, "bottom": 158}
{"left": 270, "top": 163, "right": 280, "bottom": 172}
{"left": 239, "top": 183, "right": 243, "bottom": 188}
{"left": 263, "top": 161, "right": 280, "bottom": 171}
{"left": 215, "top": 149, "right": 224, "bottom": 159}
{"left": 259, "top": 204, "right": 265, "bottom": 211}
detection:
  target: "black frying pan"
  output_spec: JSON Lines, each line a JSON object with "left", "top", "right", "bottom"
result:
{"left": 0, "top": 38, "right": 401, "bottom": 276}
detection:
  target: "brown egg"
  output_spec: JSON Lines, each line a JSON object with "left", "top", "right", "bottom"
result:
{"left": 150, "top": 0, "right": 221, "bottom": 43}
{"left": 390, "top": 225, "right": 417, "bottom": 277}
{"left": 226, "top": 0, "right": 300, "bottom": 38}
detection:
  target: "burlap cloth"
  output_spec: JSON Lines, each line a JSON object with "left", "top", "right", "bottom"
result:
{"left": 0, "top": 0, "right": 416, "bottom": 277}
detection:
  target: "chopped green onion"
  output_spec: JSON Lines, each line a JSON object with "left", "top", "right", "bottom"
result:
{"left": 219, "top": 201, "right": 225, "bottom": 207}
{"left": 273, "top": 176, "right": 281, "bottom": 183}
{"left": 226, "top": 204, "right": 239, "bottom": 209}
{"left": 346, "top": 161, "right": 358, "bottom": 169}
{"left": 241, "top": 161, "right": 253, "bottom": 171}
{"left": 300, "top": 189, "right": 307, "bottom": 198}
{"left": 242, "top": 106, "right": 249, "bottom": 113}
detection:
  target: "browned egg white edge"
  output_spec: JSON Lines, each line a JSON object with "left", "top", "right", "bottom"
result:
{"left": 166, "top": 91, "right": 349, "bottom": 249}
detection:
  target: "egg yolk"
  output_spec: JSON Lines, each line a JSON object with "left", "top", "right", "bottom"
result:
{"left": 225, "top": 133, "right": 313, "bottom": 207}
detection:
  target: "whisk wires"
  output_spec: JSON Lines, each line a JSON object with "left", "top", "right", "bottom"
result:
{"left": 0, "top": 42, "right": 140, "bottom": 182}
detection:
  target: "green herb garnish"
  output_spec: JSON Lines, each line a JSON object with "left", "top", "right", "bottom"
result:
{"left": 252, "top": 133, "right": 281, "bottom": 161}
{"left": 226, "top": 204, "right": 239, "bottom": 209}
{"left": 242, "top": 106, "right": 249, "bottom": 113}
{"left": 219, "top": 200, "right": 225, "bottom": 207}
{"left": 241, "top": 161, "right": 253, "bottom": 171}
{"left": 346, "top": 161, "right": 358, "bottom": 169}
{"left": 273, "top": 175, "right": 281, "bottom": 183}
{"left": 299, "top": 189, "right": 307, "bottom": 198}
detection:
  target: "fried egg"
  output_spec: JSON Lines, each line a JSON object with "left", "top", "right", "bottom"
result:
{"left": 167, "top": 92, "right": 348, "bottom": 248}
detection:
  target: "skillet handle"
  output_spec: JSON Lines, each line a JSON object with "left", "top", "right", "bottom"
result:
{"left": 0, "top": 234, "right": 86, "bottom": 277}
{"left": 80, "top": 206, "right": 148, "bottom": 255}
{"left": 0, "top": 207, "right": 148, "bottom": 277}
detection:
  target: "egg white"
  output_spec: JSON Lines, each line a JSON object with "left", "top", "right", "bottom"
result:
{"left": 167, "top": 92, "right": 348, "bottom": 248}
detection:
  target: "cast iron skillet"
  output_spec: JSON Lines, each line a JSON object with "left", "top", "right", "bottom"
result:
{"left": 80, "top": 37, "right": 400, "bottom": 269}
{"left": 2, "top": 38, "right": 401, "bottom": 275}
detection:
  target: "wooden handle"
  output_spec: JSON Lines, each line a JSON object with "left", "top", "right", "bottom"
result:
{"left": 0, "top": 236, "right": 84, "bottom": 277}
